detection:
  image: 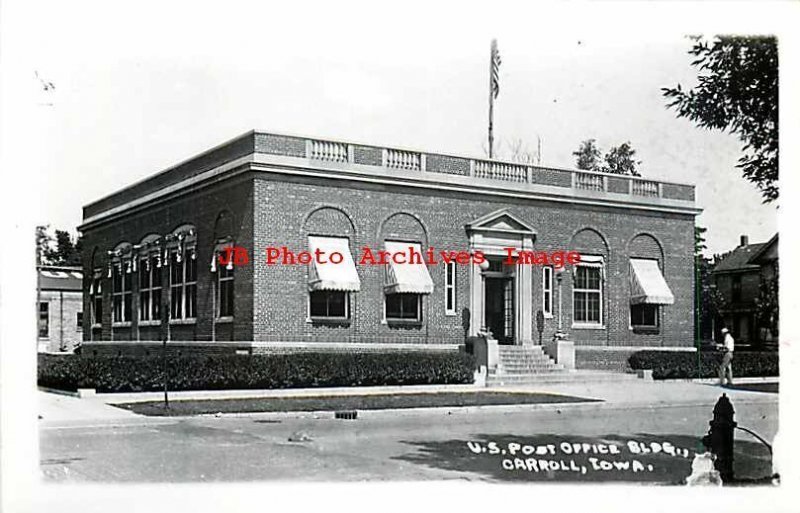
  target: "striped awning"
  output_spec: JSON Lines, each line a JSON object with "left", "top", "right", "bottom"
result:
{"left": 630, "top": 258, "right": 674, "bottom": 305}
{"left": 308, "top": 236, "right": 361, "bottom": 292}
{"left": 384, "top": 241, "right": 434, "bottom": 294}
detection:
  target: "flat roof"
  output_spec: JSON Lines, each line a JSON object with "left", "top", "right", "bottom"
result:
{"left": 81, "top": 130, "right": 699, "bottom": 228}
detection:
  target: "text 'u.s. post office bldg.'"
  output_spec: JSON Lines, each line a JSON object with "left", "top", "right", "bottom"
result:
{"left": 79, "top": 131, "right": 700, "bottom": 370}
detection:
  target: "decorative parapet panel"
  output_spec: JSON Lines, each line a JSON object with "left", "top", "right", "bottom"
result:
{"left": 530, "top": 167, "right": 572, "bottom": 188}
{"left": 309, "top": 139, "right": 349, "bottom": 163}
{"left": 352, "top": 145, "right": 383, "bottom": 166}
{"left": 474, "top": 160, "right": 528, "bottom": 182}
{"left": 384, "top": 148, "right": 422, "bottom": 171}
{"left": 425, "top": 154, "right": 470, "bottom": 176}
{"left": 574, "top": 171, "right": 605, "bottom": 191}
{"left": 607, "top": 176, "right": 630, "bottom": 194}
{"left": 662, "top": 183, "right": 695, "bottom": 201}
{"left": 632, "top": 179, "right": 660, "bottom": 197}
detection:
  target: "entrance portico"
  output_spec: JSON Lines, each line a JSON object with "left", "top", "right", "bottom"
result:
{"left": 467, "top": 210, "right": 536, "bottom": 345}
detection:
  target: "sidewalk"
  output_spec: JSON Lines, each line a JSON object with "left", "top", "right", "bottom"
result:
{"left": 38, "top": 375, "right": 778, "bottom": 427}
{"left": 38, "top": 390, "right": 174, "bottom": 429}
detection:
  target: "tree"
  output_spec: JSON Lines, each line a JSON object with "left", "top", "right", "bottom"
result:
{"left": 505, "top": 138, "right": 539, "bottom": 165}
{"left": 573, "top": 139, "right": 602, "bottom": 171}
{"left": 694, "top": 226, "right": 708, "bottom": 256}
{"left": 36, "top": 226, "right": 83, "bottom": 266}
{"left": 603, "top": 142, "right": 641, "bottom": 176}
{"left": 662, "top": 36, "right": 778, "bottom": 203}
{"left": 36, "top": 225, "right": 55, "bottom": 265}
{"left": 572, "top": 139, "right": 641, "bottom": 176}
{"left": 694, "top": 225, "right": 711, "bottom": 341}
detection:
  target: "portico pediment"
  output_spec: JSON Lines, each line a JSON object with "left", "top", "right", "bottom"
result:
{"left": 466, "top": 209, "right": 537, "bottom": 236}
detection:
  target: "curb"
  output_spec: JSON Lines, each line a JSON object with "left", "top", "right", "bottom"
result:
{"left": 131, "top": 394, "right": 778, "bottom": 421}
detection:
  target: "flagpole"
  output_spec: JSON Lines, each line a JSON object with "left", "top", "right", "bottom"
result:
{"left": 488, "top": 41, "right": 495, "bottom": 159}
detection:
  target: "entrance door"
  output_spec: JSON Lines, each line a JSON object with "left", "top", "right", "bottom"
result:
{"left": 485, "top": 277, "right": 515, "bottom": 344}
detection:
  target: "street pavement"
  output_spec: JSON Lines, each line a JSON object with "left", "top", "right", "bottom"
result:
{"left": 38, "top": 379, "right": 779, "bottom": 483}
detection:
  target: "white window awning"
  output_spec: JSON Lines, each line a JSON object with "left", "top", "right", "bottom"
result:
{"left": 308, "top": 236, "right": 361, "bottom": 292}
{"left": 384, "top": 241, "right": 434, "bottom": 295}
{"left": 630, "top": 258, "right": 674, "bottom": 305}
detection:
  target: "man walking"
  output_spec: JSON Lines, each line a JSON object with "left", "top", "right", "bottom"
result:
{"left": 718, "top": 327, "right": 735, "bottom": 386}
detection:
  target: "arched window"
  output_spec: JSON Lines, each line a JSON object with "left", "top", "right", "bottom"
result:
{"left": 137, "top": 234, "right": 164, "bottom": 323}
{"left": 108, "top": 242, "right": 133, "bottom": 324}
{"left": 89, "top": 248, "right": 103, "bottom": 329}
{"left": 165, "top": 225, "right": 197, "bottom": 321}
{"left": 211, "top": 239, "right": 235, "bottom": 319}
{"left": 570, "top": 228, "right": 608, "bottom": 328}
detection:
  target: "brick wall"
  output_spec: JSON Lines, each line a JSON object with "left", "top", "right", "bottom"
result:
{"left": 82, "top": 176, "right": 255, "bottom": 342}
{"left": 81, "top": 135, "right": 696, "bottom": 350}
{"left": 662, "top": 183, "right": 695, "bottom": 201}
{"left": 39, "top": 290, "right": 83, "bottom": 352}
{"left": 254, "top": 133, "right": 306, "bottom": 158}
{"left": 607, "top": 176, "right": 630, "bottom": 194}
{"left": 530, "top": 168, "right": 572, "bottom": 188}
{"left": 252, "top": 174, "right": 695, "bottom": 347}
{"left": 353, "top": 145, "right": 383, "bottom": 166}
{"left": 425, "top": 154, "right": 470, "bottom": 176}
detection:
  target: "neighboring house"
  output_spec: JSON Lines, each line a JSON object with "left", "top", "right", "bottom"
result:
{"left": 711, "top": 234, "right": 778, "bottom": 349}
{"left": 78, "top": 130, "right": 699, "bottom": 368}
{"left": 37, "top": 265, "right": 83, "bottom": 353}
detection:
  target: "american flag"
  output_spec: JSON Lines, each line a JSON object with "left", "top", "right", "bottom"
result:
{"left": 491, "top": 39, "right": 501, "bottom": 99}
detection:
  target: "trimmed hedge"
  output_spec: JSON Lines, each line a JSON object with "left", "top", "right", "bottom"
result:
{"left": 38, "top": 351, "right": 476, "bottom": 393}
{"left": 628, "top": 350, "right": 778, "bottom": 380}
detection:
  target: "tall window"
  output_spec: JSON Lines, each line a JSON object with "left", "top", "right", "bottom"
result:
{"left": 91, "top": 270, "right": 103, "bottom": 327}
{"left": 573, "top": 264, "right": 602, "bottom": 325}
{"left": 218, "top": 257, "right": 234, "bottom": 318}
{"left": 444, "top": 261, "right": 456, "bottom": 315}
{"left": 170, "top": 248, "right": 197, "bottom": 320}
{"left": 310, "top": 291, "right": 347, "bottom": 318}
{"left": 732, "top": 275, "right": 742, "bottom": 302}
{"left": 139, "top": 255, "right": 162, "bottom": 322}
{"left": 38, "top": 302, "right": 49, "bottom": 338}
{"left": 112, "top": 262, "right": 132, "bottom": 323}
{"left": 542, "top": 266, "right": 553, "bottom": 317}
{"left": 385, "top": 293, "right": 421, "bottom": 321}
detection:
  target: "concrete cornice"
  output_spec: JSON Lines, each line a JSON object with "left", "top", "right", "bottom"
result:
{"left": 80, "top": 152, "right": 701, "bottom": 230}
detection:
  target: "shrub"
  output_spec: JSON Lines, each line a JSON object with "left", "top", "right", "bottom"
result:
{"left": 38, "top": 351, "right": 476, "bottom": 393}
{"left": 628, "top": 350, "right": 778, "bottom": 379}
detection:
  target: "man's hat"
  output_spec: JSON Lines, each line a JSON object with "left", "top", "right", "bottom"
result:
{"left": 721, "top": 328, "right": 729, "bottom": 333}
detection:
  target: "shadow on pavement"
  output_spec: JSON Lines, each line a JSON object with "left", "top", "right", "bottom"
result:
{"left": 723, "top": 382, "right": 778, "bottom": 394}
{"left": 394, "top": 433, "right": 772, "bottom": 484}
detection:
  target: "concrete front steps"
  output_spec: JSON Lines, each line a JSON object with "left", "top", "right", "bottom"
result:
{"left": 485, "top": 345, "right": 638, "bottom": 386}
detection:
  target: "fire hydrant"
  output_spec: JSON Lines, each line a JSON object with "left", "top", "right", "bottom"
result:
{"left": 702, "top": 393, "right": 737, "bottom": 483}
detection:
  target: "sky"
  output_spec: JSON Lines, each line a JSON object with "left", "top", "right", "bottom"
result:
{"left": 9, "top": 0, "right": 782, "bottom": 256}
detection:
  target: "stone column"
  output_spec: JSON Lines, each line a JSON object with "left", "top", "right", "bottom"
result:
{"left": 468, "top": 261, "right": 484, "bottom": 336}
{"left": 516, "top": 263, "right": 533, "bottom": 345}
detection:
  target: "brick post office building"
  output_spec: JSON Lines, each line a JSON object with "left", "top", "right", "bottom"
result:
{"left": 79, "top": 130, "right": 700, "bottom": 369}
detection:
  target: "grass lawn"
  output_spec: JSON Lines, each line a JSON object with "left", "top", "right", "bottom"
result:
{"left": 116, "top": 391, "right": 599, "bottom": 417}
